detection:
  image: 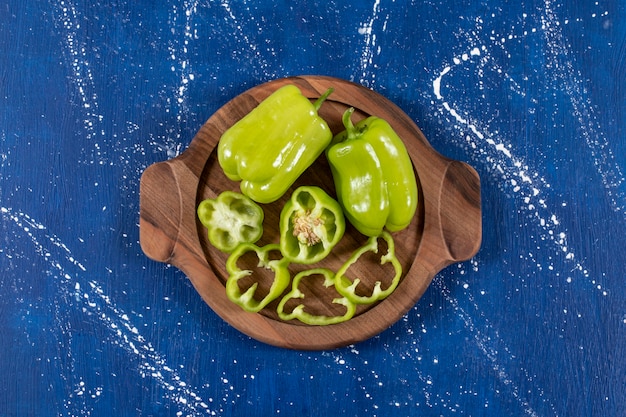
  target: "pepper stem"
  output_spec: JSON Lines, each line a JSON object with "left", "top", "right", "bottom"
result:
{"left": 313, "top": 87, "right": 334, "bottom": 112}
{"left": 342, "top": 107, "right": 357, "bottom": 141}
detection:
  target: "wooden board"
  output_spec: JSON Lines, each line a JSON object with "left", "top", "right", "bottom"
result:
{"left": 139, "top": 75, "right": 482, "bottom": 350}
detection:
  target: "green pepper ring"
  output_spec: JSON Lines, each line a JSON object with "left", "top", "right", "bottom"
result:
{"left": 334, "top": 231, "right": 402, "bottom": 305}
{"left": 277, "top": 268, "right": 356, "bottom": 326}
{"left": 225, "top": 243, "right": 291, "bottom": 313}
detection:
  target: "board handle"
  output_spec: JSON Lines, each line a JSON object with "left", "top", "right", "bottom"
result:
{"left": 139, "top": 160, "right": 184, "bottom": 263}
{"left": 439, "top": 160, "right": 482, "bottom": 262}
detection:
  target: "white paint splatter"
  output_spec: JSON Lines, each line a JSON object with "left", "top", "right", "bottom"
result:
{"left": 169, "top": 1, "right": 200, "bottom": 109}
{"left": 85, "top": 280, "right": 217, "bottom": 415}
{"left": 356, "top": 0, "right": 385, "bottom": 86}
{"left": 433, "top": 277, "right": 557, "bottom": 417}
{"left": 52, "top": 0, "right": 106, "bottom": 165}
{"left": 541, "top": 0, "right": 625, "bottom": 216}
{"left": 432, "top": 43, "right": 609, "bottom": 297}
{"left": 156, "top": 0, "right": 202, "bottom": 159}
{"left": 1, "top": 206, "right": 218, "bottom": 415}
{"left": 218, "top": 0, "right": 270, "bottom": 71}
{"left": 426, "top": 7, "right": 622, "bottom": 414}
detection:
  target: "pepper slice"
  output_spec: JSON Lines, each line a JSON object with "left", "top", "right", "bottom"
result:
{"left": 334, "top": 231, "right": 402, "bottom": 304}
{"left": 277, "top": 268, "right": 356, "bottom": 326}
{"left": 218, "top": 84, "right": 334, "bottom": 204}
{"left": 197, "top": 191, "right": 264, "bottom": 253}
{"left": 225, "top": 243, "right": 290, "bottom": 313}
{"left": 279, "top": 186, "right": 345, "bottom": 264}
{"left": 326, "top": 107, "right": 418, "bottom": 236}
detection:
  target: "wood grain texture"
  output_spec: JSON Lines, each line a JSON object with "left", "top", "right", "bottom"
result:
{"left": 139, "top": 75, "right": 481, "bottom": 350}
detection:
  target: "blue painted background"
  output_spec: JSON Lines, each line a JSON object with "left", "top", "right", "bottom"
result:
{"left": 1, "top": 1, "right": 625, "bottom": 416}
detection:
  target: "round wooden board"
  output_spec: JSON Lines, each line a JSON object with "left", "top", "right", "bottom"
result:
{"left": 139, "top": 75, "right": 482, "bottom": 350}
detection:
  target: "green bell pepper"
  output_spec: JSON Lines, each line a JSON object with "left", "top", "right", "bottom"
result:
{"left": 225, "top": 243, "right": 290, "bottom": 313}
{"left": 279, "top": 186, "right": 345, "bottom": 264}
{"left": 197, "top": 191, "right": 264, "bottom": 253}
{"left": 218, "top": 84, "right": 334, "bottom": 204}
{"left": 326, "top": 107, "right": 418, "bottom": 236}
{"left": 334, "top": 231, "right": 402, "bottom": 304}
{"left": 276, "top": 268, "right": 356, "bottom": 325}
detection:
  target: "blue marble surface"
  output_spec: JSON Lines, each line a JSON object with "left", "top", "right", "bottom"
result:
{"left": 1, "top": 1, "right": 625, "bottom": 416}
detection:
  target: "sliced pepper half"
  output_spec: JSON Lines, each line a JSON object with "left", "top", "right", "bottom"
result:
{"left": 279, "top": 186, "right": 345, "bottom": 264}
{"left": 197, "top": 191, "right": 264, "bottom": 253}
{"left": 334, "top": 231, "right": 402, "bottom": 304}
{"left": 277, "top": 268, "right": 356, "bottom": 326}
{"left": 225, "top": 243, "right": 290, "bottom": 312}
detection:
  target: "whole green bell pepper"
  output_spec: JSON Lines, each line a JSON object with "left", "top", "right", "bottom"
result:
{"left": 326, "top": 107, "right": 418, "bottom": 236}
{"left": 279, "top": 186, "right": 345, "bottom": 264}
{"left": 277, "top": 268, "right": 356, "bottom": 326}
{"left": 334, "top": 231, "right": 402, "bottom": 305}
{"left": 218, "top": 84, "right": 334, "bottom": 204}
{"left": 225, "top": 243, "right": 290, "bottom": 313}
{"left": 197, "top": 191, "right": 264, "bottom": 253}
